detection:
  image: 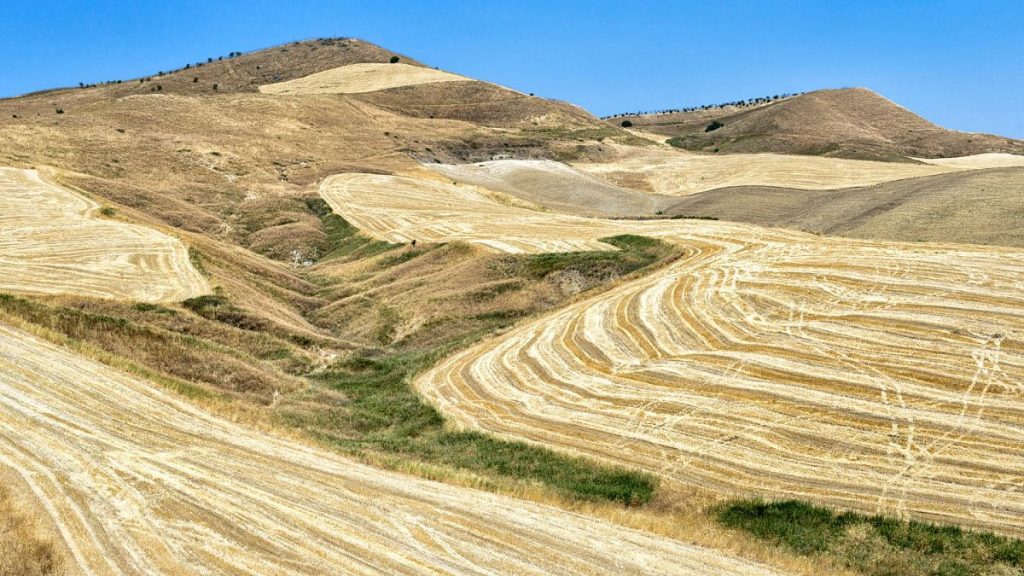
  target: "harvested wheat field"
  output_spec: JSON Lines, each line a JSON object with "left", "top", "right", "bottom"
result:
{"left": 0, "top": 320, "right": 781, "bottom": 576}
{"left": 0, "top": 168, "right": 208, "bottom": 302}
{"left": 320, "top": 170, "right": 1024, "bottom": 534}
{"left": 573, "top": 146, "right": 960, "bottom": 196}
{"left": 320, "top": 172, "right": 629, "bottom": 252}
{"left": 258, "top": 62, "right": 467, "bottom": 95}
{"left": 914, "top": 152, "right": 1024, "bottom": 169}
{"left": 427, "top": 159, "right": 679, "bottom": 217}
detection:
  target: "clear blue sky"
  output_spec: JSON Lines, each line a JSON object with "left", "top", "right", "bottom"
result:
{"left": 2, "top": 0, "right": 1022, "bottom": 137}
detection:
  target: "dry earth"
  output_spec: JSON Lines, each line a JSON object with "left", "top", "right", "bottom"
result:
{"left": 258, "top": 63, "right": 467, "bottom": 95}
{"left": 0, "top": 321, "right": 781, "bottom": 576}
{"left": 319, "top": 170, "right": 1024, "bottom": 534}
{"left": 0, "top": 168, "right": 208, "bottom": 302}
{"left": 572, "top": 145, "right": 959, "bottom": 196}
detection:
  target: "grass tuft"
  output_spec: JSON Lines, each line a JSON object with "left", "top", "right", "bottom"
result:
{"left": 718, "top": 499, "right": 1024, "bottom": 576}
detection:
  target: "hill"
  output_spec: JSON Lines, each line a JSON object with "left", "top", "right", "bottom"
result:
{"left": 663, "top": 166, "right": 1024, "bottom": 246}
{"left": 615, "top": 88, "right": 1024, "bottom": 161}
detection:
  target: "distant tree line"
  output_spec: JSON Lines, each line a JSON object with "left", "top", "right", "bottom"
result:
{"left": 602, "top": 92, "right": 806, "bottom": 120}
{"left": 75, "top": 50, "right": 246, "bottom": 90}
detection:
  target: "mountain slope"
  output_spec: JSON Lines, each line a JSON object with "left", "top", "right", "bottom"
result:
{"left": 620, "top": 88, "right": 1024, "bottom": 161}
{"left": 664, "top": 166, "right": 1024, "bottom": 246}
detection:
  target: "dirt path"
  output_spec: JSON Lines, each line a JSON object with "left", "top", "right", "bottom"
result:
{"left": 0, "top": 168, "right": 208, "bottom": 302}
{"left": 0, "top": 321, "right": 781, "bottom": 575}
{"left": 318, "top": 171, "right": 1024, "bottom": 534}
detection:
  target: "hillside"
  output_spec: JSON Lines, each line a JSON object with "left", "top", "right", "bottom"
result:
{"left": 6, "top": 35, "right": 1024, "bottom": 576}
{"left": 616, "top": 88, "right": 1024, "bottom": 161}
{"left": 664, "top": 166, "right": 1024, "bottom": 246}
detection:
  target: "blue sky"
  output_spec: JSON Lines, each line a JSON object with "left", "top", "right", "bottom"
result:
{"left": 2, "top": 1, "right": 1022, "bottom": 137}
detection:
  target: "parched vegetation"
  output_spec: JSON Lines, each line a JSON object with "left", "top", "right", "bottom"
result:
{"left": 0, "top": 200, "right": 677, "bottom": 506}
{"left": 718, "top": 499, "right": 1024, "bottom": 576}
{"left": 0, "top": 483, "right": 63, "bottom": 576}
{"left": 278, "top": 223, "right": 679, "bottom": 505}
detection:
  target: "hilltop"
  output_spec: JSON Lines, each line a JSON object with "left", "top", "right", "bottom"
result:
{"left": 614, "top": 88, "right": 1024, "bottom": 161}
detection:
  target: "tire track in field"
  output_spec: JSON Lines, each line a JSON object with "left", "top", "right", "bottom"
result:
{"left": 319, "top": 171, "right": 1024, "bottom": 534}
{"left": 0, "top": 168, "right": 208, "bottom": 302}
{"left": 0, "top": 321, "right": 780, "bottom": 575}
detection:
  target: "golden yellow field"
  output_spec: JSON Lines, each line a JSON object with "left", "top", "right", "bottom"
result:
{"left": 0, "top": 321, "right": 781, "bottom": 576}
{"left": 573, "top": 145, "right": 961, "bottom": 196}
{"left": 320, "top": 172, "right": 625, "bottom": 252}
{"left": 258, "top": 62, "right": 467, "bottom": 95}
{"left": 0, "top": 168, "right": 208, "bottom": 302}
{"left": 913, "top": 152, "right": 1024, "bottom": 169}
{"left": 318, "top": 170, "right": 1024, "bottom": 534}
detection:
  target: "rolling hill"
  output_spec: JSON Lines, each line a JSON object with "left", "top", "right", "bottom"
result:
{"left": 5, "top": 35, "right": 1024, "bottom": 576}
{"left": 663, "top": 166, "right": 1024, "bottom": 246}
{"left": 615, "top": 88, "right": 1024, "bottom": 161}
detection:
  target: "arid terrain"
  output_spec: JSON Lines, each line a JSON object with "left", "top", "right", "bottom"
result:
{"left": 3, "top": 36, "right": 1024, "bottom": 576}
{"left": 612, "top": 88, "right": 1024, "bottom": 161}
{"left": 0, "top": 320, "right": 782, "bottom": 575}
{"left": 317, "top": 167, "right": 1024, "bottom": 534}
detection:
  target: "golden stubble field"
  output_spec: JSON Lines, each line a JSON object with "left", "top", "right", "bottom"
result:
{"left": 572, "top": 145, "right": 966, "bottom": 196}
{"left": 258, "top": 62, "right": 468, "bottom": 95}
{"left": 0, "top": 164, "right": 787, "bottom": 574}
{"left": 0, "top": 168, "right": 208, "bottom": 302}
{"left": 321, "top": 171, "right": 1024, "bottom": 535}
{"left": 0, "top": 320, "right": 784, "bottom": 576}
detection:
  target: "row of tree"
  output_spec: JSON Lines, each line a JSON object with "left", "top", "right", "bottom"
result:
{"left": 602, "top": 92, "right": 805, "bottom": 119}
{"left": 77, "top": 51, "right": 245, "bottom": 89}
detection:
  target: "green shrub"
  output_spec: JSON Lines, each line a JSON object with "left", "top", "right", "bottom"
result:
{"left": 705, "top": 120, "right": 724, "bottom": 132}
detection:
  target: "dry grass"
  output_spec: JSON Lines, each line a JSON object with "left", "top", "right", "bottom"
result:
{"left": 0, "top": 319, "right": 789, "bottom": 575}
{"left": 913, "top": 152, "right": 1024, "bottom": 169}
{"left": 663, "top": 166, "right": 1024, "bottom": 248}
{"left": 428, "top": 158, "right": 679, "bottom": 217}
{"left": 0, "top": 481, "right": 63, "bottom": 576}
{"left": 622, "top": 88, "right": 1024, "bottom": 161}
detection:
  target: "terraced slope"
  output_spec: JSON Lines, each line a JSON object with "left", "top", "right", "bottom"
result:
{"left": 320, "top": 171, "right": 1024, "bottom": 534}
{"left": 0, "top": 168, "right": 208, "bottom": 302}
{"left": 259, "top": 62, "right": 466, "bottom": 95}
{"left": 0, "top": 322, "right": 779, "bottom": 576}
